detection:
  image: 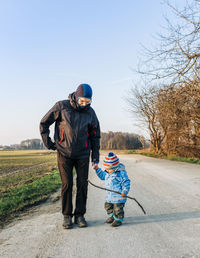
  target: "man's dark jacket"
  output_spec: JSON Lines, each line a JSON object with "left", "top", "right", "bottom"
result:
{"left": 40, "top": 93, "right": 100, "bottom": 162}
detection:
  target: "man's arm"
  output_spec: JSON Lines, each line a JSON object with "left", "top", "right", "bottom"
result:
{"left": 89, "top": 110, "right": 100, "bottom": 163}
{"left": 40, "top": 102, "right": 61, "bottom": 150}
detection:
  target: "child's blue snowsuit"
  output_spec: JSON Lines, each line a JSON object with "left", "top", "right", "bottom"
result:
{"left": 95, "top": 163, "right": 131, "bottom": 221}
{"left": 96, "top": 163, "right": 130, "bottom": 203}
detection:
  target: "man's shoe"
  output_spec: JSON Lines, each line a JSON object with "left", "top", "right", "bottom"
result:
{"left": 106, "top": 216, "right": 114, "bottom": 224}
{"left": 74, "top": 216, "right": 88, "bottom": 228}
{"left": 63, "top": 215, "right": 73, "bottom": 229}
{"left": 111, "top": 220, "right": 122, "bottom": 227}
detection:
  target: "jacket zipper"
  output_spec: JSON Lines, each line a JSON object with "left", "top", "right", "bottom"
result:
{"left": 59, "top": 128, "right": 64, "bottom": 144}
{"left": 85, "top": 132, "right": 89, "bottom": 148}
{"left": 93, "top": 125, "right": 97, "bottom": 137}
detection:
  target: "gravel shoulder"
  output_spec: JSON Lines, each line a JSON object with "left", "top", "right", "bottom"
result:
{"left": 0, "top": 155, "right": 200, "bottom": 258}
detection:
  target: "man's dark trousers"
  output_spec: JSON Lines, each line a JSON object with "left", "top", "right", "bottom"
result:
{"left": 57, "top": 151, "right": 89, "bottom": 217}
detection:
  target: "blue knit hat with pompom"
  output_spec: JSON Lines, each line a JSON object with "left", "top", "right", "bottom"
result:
{"left": 75, "top": 84, "right": 92, "bottom": 101}
{"left": 103, "top": 152, "right": 119, "bottom": 170}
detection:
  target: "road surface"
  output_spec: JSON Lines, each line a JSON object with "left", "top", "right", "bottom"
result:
{"left": 0, "top": 155, "right": 200, "bottom": 258}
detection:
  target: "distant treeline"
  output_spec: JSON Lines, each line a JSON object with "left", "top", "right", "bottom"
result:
{"left": 0, "top": 139, "right": 44, "bottom": 151}
{"left": 100, "top": 131, "right": 149, "bottom": 150}
{"left": 0, "top": 132, "right": 149, "bottom": 151}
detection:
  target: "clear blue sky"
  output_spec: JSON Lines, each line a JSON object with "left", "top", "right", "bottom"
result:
{"left": 0, "top": 0, "right": 184, "bottom": 145}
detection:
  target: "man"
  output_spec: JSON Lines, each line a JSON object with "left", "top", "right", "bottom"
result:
{"left": 40, "top": 84, "right": 100, "bottom": 229}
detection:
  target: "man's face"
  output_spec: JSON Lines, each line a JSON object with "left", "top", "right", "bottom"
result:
{"left": 78, "top": 98, "right": 91, "bottom": 106}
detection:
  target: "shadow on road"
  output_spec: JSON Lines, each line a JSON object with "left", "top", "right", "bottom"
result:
{"left": 77, "top": 211, "right": 200, "bottom": 228}
{"left": 123, "top": 210, "right": 200, "bottom": 225}
{"left": 86, "top": 219, "right": 108, "bottom": 227}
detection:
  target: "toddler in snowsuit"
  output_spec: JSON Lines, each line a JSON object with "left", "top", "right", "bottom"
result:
{"left": 93, "top": 152, "right": 130, "bottom": 227}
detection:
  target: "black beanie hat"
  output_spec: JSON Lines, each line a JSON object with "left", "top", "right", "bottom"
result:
{"left": 74, "top": 84, "right": 93, "bottom": 100}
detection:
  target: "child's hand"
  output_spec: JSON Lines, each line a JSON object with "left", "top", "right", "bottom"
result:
{"left": 92, "top": 163, "right": 99, "bottom": 170}
{"left": 120, "top": 192, "right": 127, "bottom": 198}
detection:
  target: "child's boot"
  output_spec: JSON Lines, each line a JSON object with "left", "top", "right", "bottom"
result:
{"left": 111, "top": 220, "right": 122, "bottom": 227}
{"left": 106, "top": 216, "right": 114, "bottom": 224}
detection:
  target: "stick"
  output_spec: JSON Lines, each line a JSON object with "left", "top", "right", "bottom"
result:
{"left": 87, "top": 179, "right": 146, "bottom": 215}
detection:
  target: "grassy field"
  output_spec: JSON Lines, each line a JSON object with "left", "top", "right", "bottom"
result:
{"left": 0, "top": 150, "right": 61, "bottom": 225}
{"left": 0, "top": 150, "right": 57, "bottom": 176}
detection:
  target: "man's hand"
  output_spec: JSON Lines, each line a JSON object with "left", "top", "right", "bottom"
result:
{"left": 49, "top": 142, "right": 56, "bottom": 151}
{"left": 92, "top": 163, "right": 99, "bottom": 170}
{"left": 120, "top": 192, "right": 127, "bottom": 198}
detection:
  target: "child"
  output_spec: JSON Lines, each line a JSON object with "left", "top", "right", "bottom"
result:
{"left": 93, "top": 152, "right": 130, "bottom": 227}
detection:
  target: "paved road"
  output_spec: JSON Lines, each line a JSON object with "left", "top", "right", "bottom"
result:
{"left": 0, "top": 155, "right": 200, "bottom": 258}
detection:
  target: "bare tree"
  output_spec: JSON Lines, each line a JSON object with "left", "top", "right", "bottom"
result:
{"left": 127, "top": 86, "right": 164, "bottom": 152}
{"left": 127, "top": 1, "right": 200, "bottom": 157}
{"left": 155, "top": 81, "right": 200, "bottom": 157}
{"left": 127, "top": 81, "right": 200, "bottom": 157}
{"left": 138, "top": 0, "right": 200, "bottom": 84}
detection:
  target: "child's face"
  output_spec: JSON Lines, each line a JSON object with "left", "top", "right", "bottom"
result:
{"left": 106, "top": 168, "right": 115, "bottom": 173}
